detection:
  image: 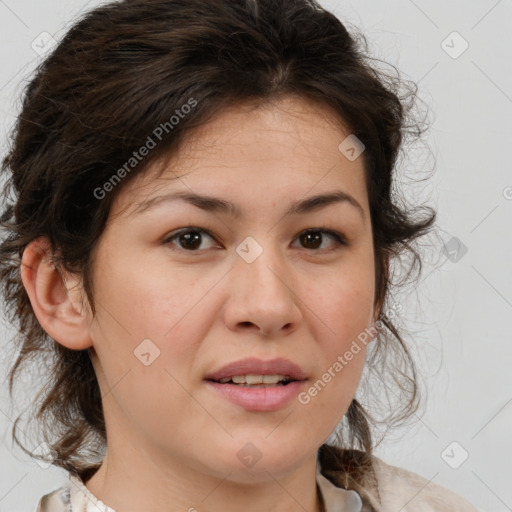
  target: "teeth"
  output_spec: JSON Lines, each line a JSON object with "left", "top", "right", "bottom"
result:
{"left": 218, "top": 374, "right": 290, "bottom": 385}
{"left": 262, "top": 374, "right": 288, "bottom": 384}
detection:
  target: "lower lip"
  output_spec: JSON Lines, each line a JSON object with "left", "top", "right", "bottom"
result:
{"left": 205, "top": 380, "right": 306, "bottom": 412}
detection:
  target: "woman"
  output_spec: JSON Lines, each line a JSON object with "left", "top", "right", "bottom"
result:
{"left": 0, "top": 0, "right": 479, "bottom": 510}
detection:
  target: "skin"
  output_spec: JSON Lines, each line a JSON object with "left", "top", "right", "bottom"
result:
{"left": 21, "top": 94, "right": 381, "bottom": 512}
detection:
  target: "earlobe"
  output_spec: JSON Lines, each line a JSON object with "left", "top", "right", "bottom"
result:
{"left": 20, "top": 236, "right": 92, "bottom": 351}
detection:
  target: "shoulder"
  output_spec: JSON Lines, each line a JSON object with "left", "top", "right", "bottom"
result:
{"left": 35, "top": 484, "right": 71, "bottom": 512}
{"left": 369, "top": 455, "right": 480, "bottom": 512}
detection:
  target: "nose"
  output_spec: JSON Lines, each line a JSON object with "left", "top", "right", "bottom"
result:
{"left": 223, "top": 246, "right": 303, "bottom": 338}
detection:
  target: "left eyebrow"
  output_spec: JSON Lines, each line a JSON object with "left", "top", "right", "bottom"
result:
{"left": 130, "top": 190, "right": 366, "bottom": 222}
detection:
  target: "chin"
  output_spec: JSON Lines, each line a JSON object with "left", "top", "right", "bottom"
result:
{"left": 217, "top": 441, "right": 310, "bottom": 482}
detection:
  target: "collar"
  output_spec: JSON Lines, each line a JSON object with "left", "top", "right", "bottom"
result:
{"left": 316, "top": 471, "right": 363, "bottom": 512}
{"left": 69, "top": 473, "right": 115, "bottom": 512}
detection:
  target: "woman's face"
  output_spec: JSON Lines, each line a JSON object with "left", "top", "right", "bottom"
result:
{"left": 85, "top": 95, "right": 377, "bottom": 482}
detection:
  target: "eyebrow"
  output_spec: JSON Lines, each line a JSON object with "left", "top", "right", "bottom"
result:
{"left": 131, "top": 190, "right": 365, "bottom": 221}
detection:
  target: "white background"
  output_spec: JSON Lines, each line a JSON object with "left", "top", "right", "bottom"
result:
{"left": 0, "top": 1, "right": 510, "bottom": 511}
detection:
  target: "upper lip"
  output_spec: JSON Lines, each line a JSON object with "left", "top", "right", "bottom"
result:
{"left": 204, "top": 357, "right": 308, "bottom": 382}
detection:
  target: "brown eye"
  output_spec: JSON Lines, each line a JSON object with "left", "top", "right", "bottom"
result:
{"left": 294, "top": 229, "right": 347, "bottom": 251}
{"left": 164, "top": 228, "right": 217, "bottom": 251}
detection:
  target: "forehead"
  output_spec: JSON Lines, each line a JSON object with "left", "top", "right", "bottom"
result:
{"left": 113, "top": 94, "right": 369, "bottom": 219}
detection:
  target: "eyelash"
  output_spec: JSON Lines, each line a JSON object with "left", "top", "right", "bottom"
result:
{"left": 162, "top": 226, "right": 348, "bottom": 253}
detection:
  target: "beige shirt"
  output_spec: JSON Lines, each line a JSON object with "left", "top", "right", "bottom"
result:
{"left": 35, "top": 456, "right": 479, "bottom": 512}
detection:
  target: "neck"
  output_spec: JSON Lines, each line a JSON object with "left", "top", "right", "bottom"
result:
{"left": 84, "top": 442, "right": 323, "bottom": 512}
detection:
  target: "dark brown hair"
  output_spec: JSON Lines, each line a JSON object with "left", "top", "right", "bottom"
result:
{"left": 0, "top": 0, "right": 435, "bottom": 507}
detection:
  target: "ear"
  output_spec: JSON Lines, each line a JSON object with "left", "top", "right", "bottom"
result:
{"left": 20, "top": 236, "right": 93, "bottom": 350}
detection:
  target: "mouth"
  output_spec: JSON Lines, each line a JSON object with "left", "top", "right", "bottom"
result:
{"left": 204, "top": 356, "right": 308, "bottom": 383}
{"left": 206, "top": 374, "right": 298, "bottom": 388}
{"left": 203, "top": 357, "right": 308, "bottom": 411}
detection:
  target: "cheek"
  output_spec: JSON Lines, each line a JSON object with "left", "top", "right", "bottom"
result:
{"left": 89, "top": 259, "right": 214, "bottom": 405}
{"left": 91, "top": 250, "right": 202, "bottom": 339}
{"left": 300, "top": 260, "right": 375, "bottom": 406}
{"left": 305, "top": 260, "right": 376, "bottom": 344}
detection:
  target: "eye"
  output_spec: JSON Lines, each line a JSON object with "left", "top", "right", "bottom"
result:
{"left": 163, "top": 227, "right": 218, "bottom": 251}
{"left": 292, "top": 228, "right": 347, "bottom": 252}
{"left": 163, "top": 227, "right": 347, "bottom": 253}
